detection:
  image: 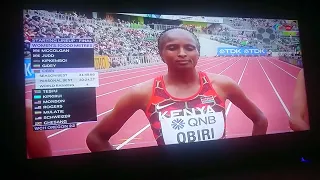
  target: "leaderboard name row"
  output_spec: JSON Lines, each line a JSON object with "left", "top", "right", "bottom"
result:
{"left": 30, "top": 38, "right": 94, "bottom": 69}
{"left": 32, "top": 88, "right": 97, "bottom": 131}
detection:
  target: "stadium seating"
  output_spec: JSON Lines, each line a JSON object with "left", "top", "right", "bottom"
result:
{"left": 23, "top": 10, "right": 300, "bottom": 69}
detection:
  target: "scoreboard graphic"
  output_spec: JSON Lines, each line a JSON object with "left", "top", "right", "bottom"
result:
{"left": 30, "top": 38, "right": 98, "bottom": 131}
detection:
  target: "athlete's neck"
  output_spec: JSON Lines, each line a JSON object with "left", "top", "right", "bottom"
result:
{"left": 166, "top": 68, "right": 199, "bottom": 85}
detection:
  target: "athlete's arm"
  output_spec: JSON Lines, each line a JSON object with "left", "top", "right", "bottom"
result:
{"left": 26, "top": 101, "right": 52, "bottom": 158}
{"left": 224, "top": 77, "right": 268, "bottom": 135}
{"left": 86, "top": 81, "right": 152, "bottom": 152}
{"left": 290, "top": 69, "right": 309, "bottom": 131}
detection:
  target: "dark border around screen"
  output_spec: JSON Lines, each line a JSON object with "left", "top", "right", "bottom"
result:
{"left": 6, "top": 0, "right": 320, "bottom": 178}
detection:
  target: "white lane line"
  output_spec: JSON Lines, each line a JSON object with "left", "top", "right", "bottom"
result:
{"left": 115, "top": 57, "right": 241, "bottom": 150}
{"left": 263, "top": 57, "right": 297, "bottom": 79}
{"left": 225, "top": 58, "right": 249, "bottom": 116}
{"left": 210, "top": 57, "right": 241, "bottom": 75}
{"left": 115, "top": 124, "right": 151, "bottom": 150}
{"left": 201, "top": 57, "right": 232, "bottom": 72}
{"left": 272, "top": 58, "right": 302, "bottom": 70}
{"left": 258, "top": 59, "right": 290, "bottom": 116}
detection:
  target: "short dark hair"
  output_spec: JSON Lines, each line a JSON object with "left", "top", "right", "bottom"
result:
{"left": 157, "top": 27, "right": 201, "bottom": 54}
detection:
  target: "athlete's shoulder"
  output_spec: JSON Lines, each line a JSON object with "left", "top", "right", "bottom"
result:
{"left": 203, "top": 72, "right": 235, "bottom": 87}
{"left": 129, "top": 78, "right": 156, "bottom": 110}
{"left": 131, "top": 78, "right": 154, "bottom": 95}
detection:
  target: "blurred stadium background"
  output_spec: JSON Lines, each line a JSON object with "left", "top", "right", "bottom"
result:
{"left": 23, "top": 10, "right": 302, "bottom": 82}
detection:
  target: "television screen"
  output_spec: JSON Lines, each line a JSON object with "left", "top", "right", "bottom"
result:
{"left": 24, "top": 10, "right": 309, "bottom": 159}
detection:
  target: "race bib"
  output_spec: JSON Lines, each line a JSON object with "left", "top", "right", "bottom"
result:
{"left": 159, "top": 109, "right": 225, "bottom": 145}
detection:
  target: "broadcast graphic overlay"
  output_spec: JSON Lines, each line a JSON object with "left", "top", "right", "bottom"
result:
{"left": 24, "top": 10, "right": 306, "bottom": 158}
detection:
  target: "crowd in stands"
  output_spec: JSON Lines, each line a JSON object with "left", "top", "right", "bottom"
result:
{"left": 23, "top": 11, "right": 160, "bottom": 60}
{"left": 24, "top": 10, "right": 301, "bottom": 63}
{"left": 225, "top": 18, "right": 299, "bottom": 32}
{"left": 180, "top": 24, "right": 209, "bottom": 34}
{"left": 94, "top": 26, "right": 159, "bottom": 57}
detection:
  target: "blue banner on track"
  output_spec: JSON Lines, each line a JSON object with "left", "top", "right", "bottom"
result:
{"left": 217, "top": 47, "right": 267, "bottom": 56}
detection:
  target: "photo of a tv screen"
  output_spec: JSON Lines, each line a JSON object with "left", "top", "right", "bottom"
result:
{"left": 23, "top": 10, "right": 308, "bottom": 158}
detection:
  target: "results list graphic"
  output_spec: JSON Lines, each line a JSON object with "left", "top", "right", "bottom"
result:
{"left": 30, "top": 38, "right": 98, "bottom": 131}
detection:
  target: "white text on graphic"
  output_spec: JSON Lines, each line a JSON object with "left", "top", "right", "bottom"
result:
{"left": 42, "top": 54, "right": 55, "bottom": 58}
{"left": 42, "top": 99, "right": 65, "bottom": 104}
{"left": 42, "top": 59, "right": 68, "bottom": 63}
{"left": 42, "top": 64, "right": 56, "bottom": 68}
{"left": 43, "top": 114, "right": 71, "bottom": 119}
{"left": 44, "top": 120, "right": 67, "bottom": 125}
{"left": 39, "top": 74, "right": 67, "bottom": 78}
{"left": 39, "top": 79, "right": 72, "bottom": 83}
{"left": 42, "top": 94, "right": 63, "bottom": 99}
{"left": 41, "top": 49, "right": 70, "bottom": 53}
{"left": 42, "top": 89, "right": 58, "bottom": 93}
{"left": 43, "top": 110, "right": 65, "bottom": 114}
{"left": 33, "top": 123, "right": 76, "bottom": 131}
{"left": 159, "top": 106, "right": 215, "bottom": 119}
{"left": 42, "top": 105, "right": 63, "bottom": 109}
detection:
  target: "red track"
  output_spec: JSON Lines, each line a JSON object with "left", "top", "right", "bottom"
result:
{"left": 25, "top": 57, "right": 301, "bottom": 156}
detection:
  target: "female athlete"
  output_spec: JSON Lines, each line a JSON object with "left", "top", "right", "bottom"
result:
{"left": 86, "top": 27, "right": 268, "bottom": 151}
{"left": 289, "top": 69, "right": 309, "bottom": 131}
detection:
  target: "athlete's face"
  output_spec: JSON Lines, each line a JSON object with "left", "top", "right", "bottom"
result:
{"left": 160, "top": 29, "right": 200, "bottom": 69}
